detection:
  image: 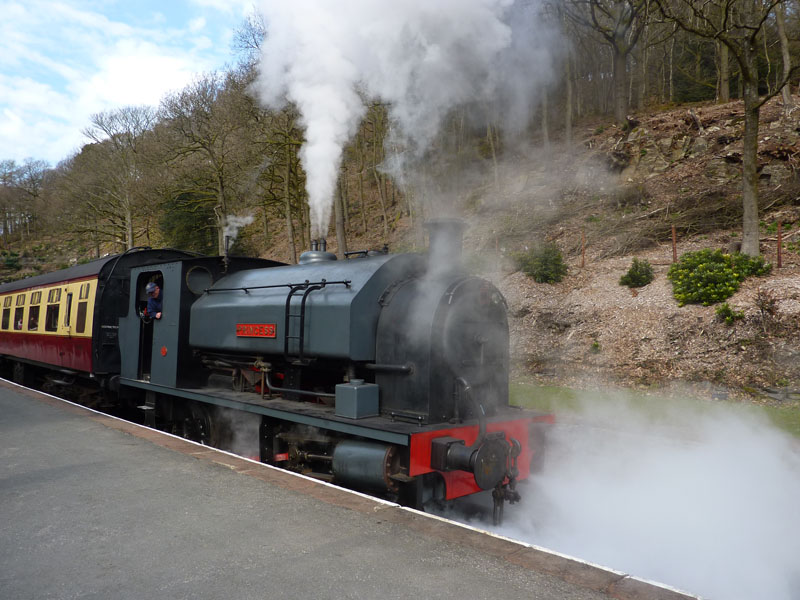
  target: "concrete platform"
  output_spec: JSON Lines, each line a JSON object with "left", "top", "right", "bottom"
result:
{"left": 0, "top": 380, "right": 695, "bottom": 600}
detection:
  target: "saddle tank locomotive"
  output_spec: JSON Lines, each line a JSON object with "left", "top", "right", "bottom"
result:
{"left": 0, "top": 220, "right": 550, "bottom": 522}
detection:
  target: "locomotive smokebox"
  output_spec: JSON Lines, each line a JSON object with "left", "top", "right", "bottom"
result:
{"left": 424, "top": 218, "right": 466, "bottom": 262}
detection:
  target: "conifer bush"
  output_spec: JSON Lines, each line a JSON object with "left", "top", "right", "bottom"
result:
{"left": 667, "top": 249, "right": 771, "bottom": 306}
{"left": 619, "top": 258, "right": 654, "bottom": 288}
{"left": 514, "top": 243, "right": 568, "bottom": 283}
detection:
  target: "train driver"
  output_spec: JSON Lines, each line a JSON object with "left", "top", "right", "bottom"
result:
{"left": 145, "top": 282, "right": 163, "bottom": 320}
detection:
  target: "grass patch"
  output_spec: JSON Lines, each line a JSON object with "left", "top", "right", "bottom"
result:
{"left": 510, "top": 383, "right": 582, "bottom": 413}
{"left": 510, "top": 381, "right": 800, "bottom": 439}
{"left": 762, "top": 404, "right": 800, "bottom": 438}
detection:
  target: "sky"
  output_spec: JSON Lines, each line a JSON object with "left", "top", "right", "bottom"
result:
{"left": 0, "top": 0, "right": 254, "bottom": 166}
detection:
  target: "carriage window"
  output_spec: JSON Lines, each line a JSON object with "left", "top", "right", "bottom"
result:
{"left": 76, "top": 302, "right": 88, "bottom": 334}
{"left": 48, "top": 288, "right": 62, "bottom": 303}
{"left": 79, "top": 283, "right": 91, "bottom": 300}
{"left": 1, "top": 308, "right": 9, "bottom": 330}
{"left": 2, "top": 297, "right": 11, "bottom": 308}
{"left": 31, "top": 291, "right": 42, "bottom": 304}
{"left": 28, "top": 305, "right": 40, "bottom": 331}
{"left": 16, "top": 294, "right": 25, "bottom": 307}
{"left": 14, "top": 307, "right": 24, "bottom": 330}
{"left": 45, "top": 305, "right": 59, "bottom": 332}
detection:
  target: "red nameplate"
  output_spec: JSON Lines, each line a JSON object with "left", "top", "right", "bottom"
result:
{"left": 236, "top": 323, "right": 277, "bottom": 338}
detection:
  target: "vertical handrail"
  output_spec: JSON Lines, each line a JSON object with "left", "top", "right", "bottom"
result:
{"left": 283, "top": 282, "right": 307, "bottom": 359}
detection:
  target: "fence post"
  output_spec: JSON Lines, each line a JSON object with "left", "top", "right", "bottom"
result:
{"left": 581, "top": 229, "right": 586, "bottom": 268}
{"left": 671, "top": 225, "right": 677, "bottom": 263}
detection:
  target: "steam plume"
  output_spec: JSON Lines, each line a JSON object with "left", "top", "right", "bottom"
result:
{"left": 497, "top": 393, "right": 800, "bottom": 599}
{"left": 253, "top": 0, "right": 559, "bottom": 237}
{"left": 223, "top": 214, "right": 255, "bottom": 249}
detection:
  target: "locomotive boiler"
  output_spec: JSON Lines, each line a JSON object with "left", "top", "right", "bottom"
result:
{"left": 0, "top": 220, "right": 549, "bottom": 522}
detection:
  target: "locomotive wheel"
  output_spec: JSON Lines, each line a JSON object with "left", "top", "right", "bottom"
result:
{"left": 180, "top": 404, "right": 215, "bottom": 446}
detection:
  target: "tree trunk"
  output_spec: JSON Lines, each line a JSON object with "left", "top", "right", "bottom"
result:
{"left": 216, "top": 176, "right": 227, "bottom": 255}
{"left": 637, "top": 21, "right": 649, "bottom": 109}
{"left": 358, "top": 169, "right": 367, "bottom": 234}
{"left": 669, "top": 35, "right": 675, "bottom": 103}
{"left": 740, "top": 48, "right": 761, "bottom": 257}
{"left": 717, "top": 42, "right": 730, "bottom": 103}
{"left": 125, "top": 207, "right": 134, "bottom": 250}
{"left": 371, "top": 120, "right": 389, "bottom": 237}
{"left": 775, "top": 2, "right": 793, "bottom": 110}
{"left": 262, "top": 203, "right": 270, "bottom": 246}
{"left": 565, "top": 44, "right": 573, "bottom": 150}
{"left": 487, "top": 122, "right": 500, "bottom": 187}
{"left": 541, "top": 94, "right": 550, "bottom": 151}
{"left": 284, "top": 146, "right": 297, "bottom": 264}
{"left": 613, "top": 47, "right": 628, "bottom": 124}
{"left": 334, "top": 178, "right": 347, "bottom": 258}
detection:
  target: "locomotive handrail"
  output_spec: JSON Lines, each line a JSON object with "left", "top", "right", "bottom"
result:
{"left": 284, "top": 281, "right": 326, "bottom": 363}
{"left": 204, "top": 279, "right": 352, "bottom": 294}
{"left": 263, "top": 372, "right": 336, "bottom": 399}
{"left": 365, "top": 363, "right": 414, "bottom": 374}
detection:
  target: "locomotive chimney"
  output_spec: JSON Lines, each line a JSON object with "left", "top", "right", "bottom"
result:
{"left": 424, "top": 218, "right": 466, "bottom": 262}
{"left": 299, "top": 238, "right": 337, "bottom": 264}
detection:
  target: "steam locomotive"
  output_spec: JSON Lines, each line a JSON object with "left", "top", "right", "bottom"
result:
{"left": 0, "top": 220, "right": 550, "bottom": 522}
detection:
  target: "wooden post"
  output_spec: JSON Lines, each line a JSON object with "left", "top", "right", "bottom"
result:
{"left": 671, "top": 225, "right": 677, "bottom": 263}
{"left": 777, "top": 221, "right": 783, "bottom": 268}
{"left": 581, "top": 229, "right": 586, "bottom": 268}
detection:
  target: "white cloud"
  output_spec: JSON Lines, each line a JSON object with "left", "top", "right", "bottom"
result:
{"left": 189, "top": 0, "right": 252, "bottom": 15}
{"left": 189, "top": 16, "right": 207, "bottom": 32}
{"left": 76, "top": 40, "right": 201, "bottom": 107}
{"left": 0, "top": 0, "right": 245, "bottom": 165}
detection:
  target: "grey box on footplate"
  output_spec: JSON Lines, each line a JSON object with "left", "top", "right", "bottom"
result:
{"left": 335, "top": 379, "right": 379, "bottom": 419}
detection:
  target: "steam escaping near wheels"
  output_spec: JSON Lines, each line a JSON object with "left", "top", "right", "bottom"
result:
{"left": 492, "top": 391, "right": 800, "bottom": 600}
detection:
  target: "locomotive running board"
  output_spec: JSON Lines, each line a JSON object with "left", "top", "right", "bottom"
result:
{"left": 120, "top": 377, "right": 410, "bottom": 446}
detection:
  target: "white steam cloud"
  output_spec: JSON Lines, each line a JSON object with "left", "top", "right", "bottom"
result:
{"left": 495, "top": 394, "right": 800, "bottom": 600}
{"left": 223, "top": 214, "right": 255, "bottom": 250}
{"left": 254, "top": 0, "right": 559, "bottom": 237}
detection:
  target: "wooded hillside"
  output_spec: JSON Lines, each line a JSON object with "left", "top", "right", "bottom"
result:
{"left": 1, "top": 1, "right": 799, "bottom": 272}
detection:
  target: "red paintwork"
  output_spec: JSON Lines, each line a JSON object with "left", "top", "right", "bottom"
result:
{"left": 0, "top": 332, "right": 92, "bottom": 372}
{"left": 409, "top": 414, "right": 553, "bottom": 500}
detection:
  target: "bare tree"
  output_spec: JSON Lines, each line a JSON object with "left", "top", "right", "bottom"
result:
{"left": 15, "top": 158, "right": 49, "bottom": 237}
{"left": 564, "top": 0, "right": 650, "bottom": 123}
{"left": 159, "top": 71, "right": 254, "bottom": 254}
{"left": 83, "top": 106, "right": 156, "bottom": 248}
{"left": 655, "top": 0, "right": 794, "bottom": 256}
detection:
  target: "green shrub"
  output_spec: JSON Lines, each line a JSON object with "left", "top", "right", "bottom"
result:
{"left": 667, "top": 248, "right": 772, "bottom": 306}
{"left": 3, "top": 255, "right": 20, "bottom": 270}
{"left": 619, "top": 258, "right": 654, "bottom": 288}
{"left": 715, "top": 302, "right": 744, "bottom": 325}
{"left": 514, "top": 243, "right": 568, "bottom": 283}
